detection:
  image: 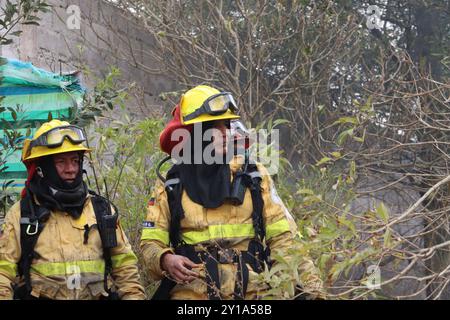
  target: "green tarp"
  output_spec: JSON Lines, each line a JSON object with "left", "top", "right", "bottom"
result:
{"left": 0, "top": 57, "right": 85, "bottom": 192}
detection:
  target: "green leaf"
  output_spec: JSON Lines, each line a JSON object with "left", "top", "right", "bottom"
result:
{"left": 332, "top": 116, "right": 358, "bottom": 126}
{"left": 316, "top": 157, "right": 332, "bottom": 166}
{"left": 2, "top": 180, "right": 14, "bottom": 189}
{"left": 11, "top": 109, "right": 17, "bottom": 121}
{"left": 319, "top": 254, "right": 331, "bottom": 270}
{"left": 336, "top": 128, "right": 354, "bottom": 145}
{"left": 350, "top": 160, "right": 356, "bottom": 178}
{"left": 297, "top": 188, "right": 315, "bottom": 195}
{"left": 287, "top": 281, "right": 295, "bottom": 297}
{"left": 330, "top": 260, "right": 348, "bottom": 281}
{"left": 331, "top": 151, "right": 341, "bottom": 159}
{"left": 338, "top": 215, "right": 356, "bottom": 235}
{"left": 383, "top": 228, "right": 392, "bottom": 247}
{"left": 272, "top": 119, "right": 290, "bottom": 128}
{"left": 224, "top": 19, "right": 233, "bottom": 33}
{"left": 22, "top": 21, "right": 40, "bottom": 26}
{"left": 0, "top": 38, "right": 13, "bottom": 45}
{"left": 361, "top": 96, "right": 373, "bottom": 112}
{"left": 267, "top": 117, "right": 273, "bottom": 131}
{"left": 376, "top": 202, "right": 389, "bottom": 223}
{"left": 353, "top": 130, "right": 365, "bottom": 143}
{"left": 302, "top": 194, "right": 323, "bottom": 204}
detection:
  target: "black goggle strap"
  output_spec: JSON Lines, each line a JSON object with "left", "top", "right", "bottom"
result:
{"left": 183, "top": 105, "right": 208, "bottom": 122}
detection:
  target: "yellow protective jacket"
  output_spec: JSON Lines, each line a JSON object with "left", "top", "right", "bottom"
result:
{"left": 0, "top": 195, "right": 145, "bottom": 300}
{"left": 140, "top": 156, "right": 322, "bottom": 299}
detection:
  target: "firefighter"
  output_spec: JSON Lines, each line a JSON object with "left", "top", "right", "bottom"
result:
{"left": 141, "top": 85, "right": 323, "bottom": 300}
{"left": 0, "top": 120, "right": 145, "bottom": 300}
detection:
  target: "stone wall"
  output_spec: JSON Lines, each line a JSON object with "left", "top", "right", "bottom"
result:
{"left": 0, "top": 0, "right": 177, "bottom": 117}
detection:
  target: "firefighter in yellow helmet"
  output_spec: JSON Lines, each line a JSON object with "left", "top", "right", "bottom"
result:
{"left": 140, "top": 85, "right": 323, "bottom": 300}
{"left": 0, "top": 120, "right": 145, "bottom": 300}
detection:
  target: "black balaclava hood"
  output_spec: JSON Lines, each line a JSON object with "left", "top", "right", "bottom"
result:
{"left": 175, "top": 121, "right": 232, "bottom": 208}
{"left": 29, "top": 152, "right": 88, "bottom": 218}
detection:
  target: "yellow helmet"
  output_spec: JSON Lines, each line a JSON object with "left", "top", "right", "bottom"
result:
{"left": 22, "top": 119, "right": 91, "bottom": 162}
{"left": 180, "top": 85, "right": 240, "bottom": 125}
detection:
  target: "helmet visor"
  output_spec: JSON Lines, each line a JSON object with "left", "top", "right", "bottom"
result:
{"left": 206, "top": 92, "right": 237, "bottom": 113}
{"left": 30, "top": 125, "right": 87, "bottom": 148}
{"left": 184, "top": 92, "right": 238, "bottom": 122}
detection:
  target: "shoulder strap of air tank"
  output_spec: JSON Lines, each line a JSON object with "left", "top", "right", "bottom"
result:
{"left": 17, "top": 189, "right": 48, "bottom": 296}
{"left": 164, "top": 166, "right": 185, "bottom": 248}
{"left": 245, "top": 163, "right": 265, "bottom": 241}
{"left": 89, "top": 190, "right": 119, "bottom": 299}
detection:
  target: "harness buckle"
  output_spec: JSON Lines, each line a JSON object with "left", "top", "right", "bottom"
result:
{"left": 26, "top": 222, "right": 39, "bottom": 236}
{"left": 205, "top": 247, "right": 238, "bottom": 264}
{"left": 219, "top": 248, "right": 237, "bottom": 264}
